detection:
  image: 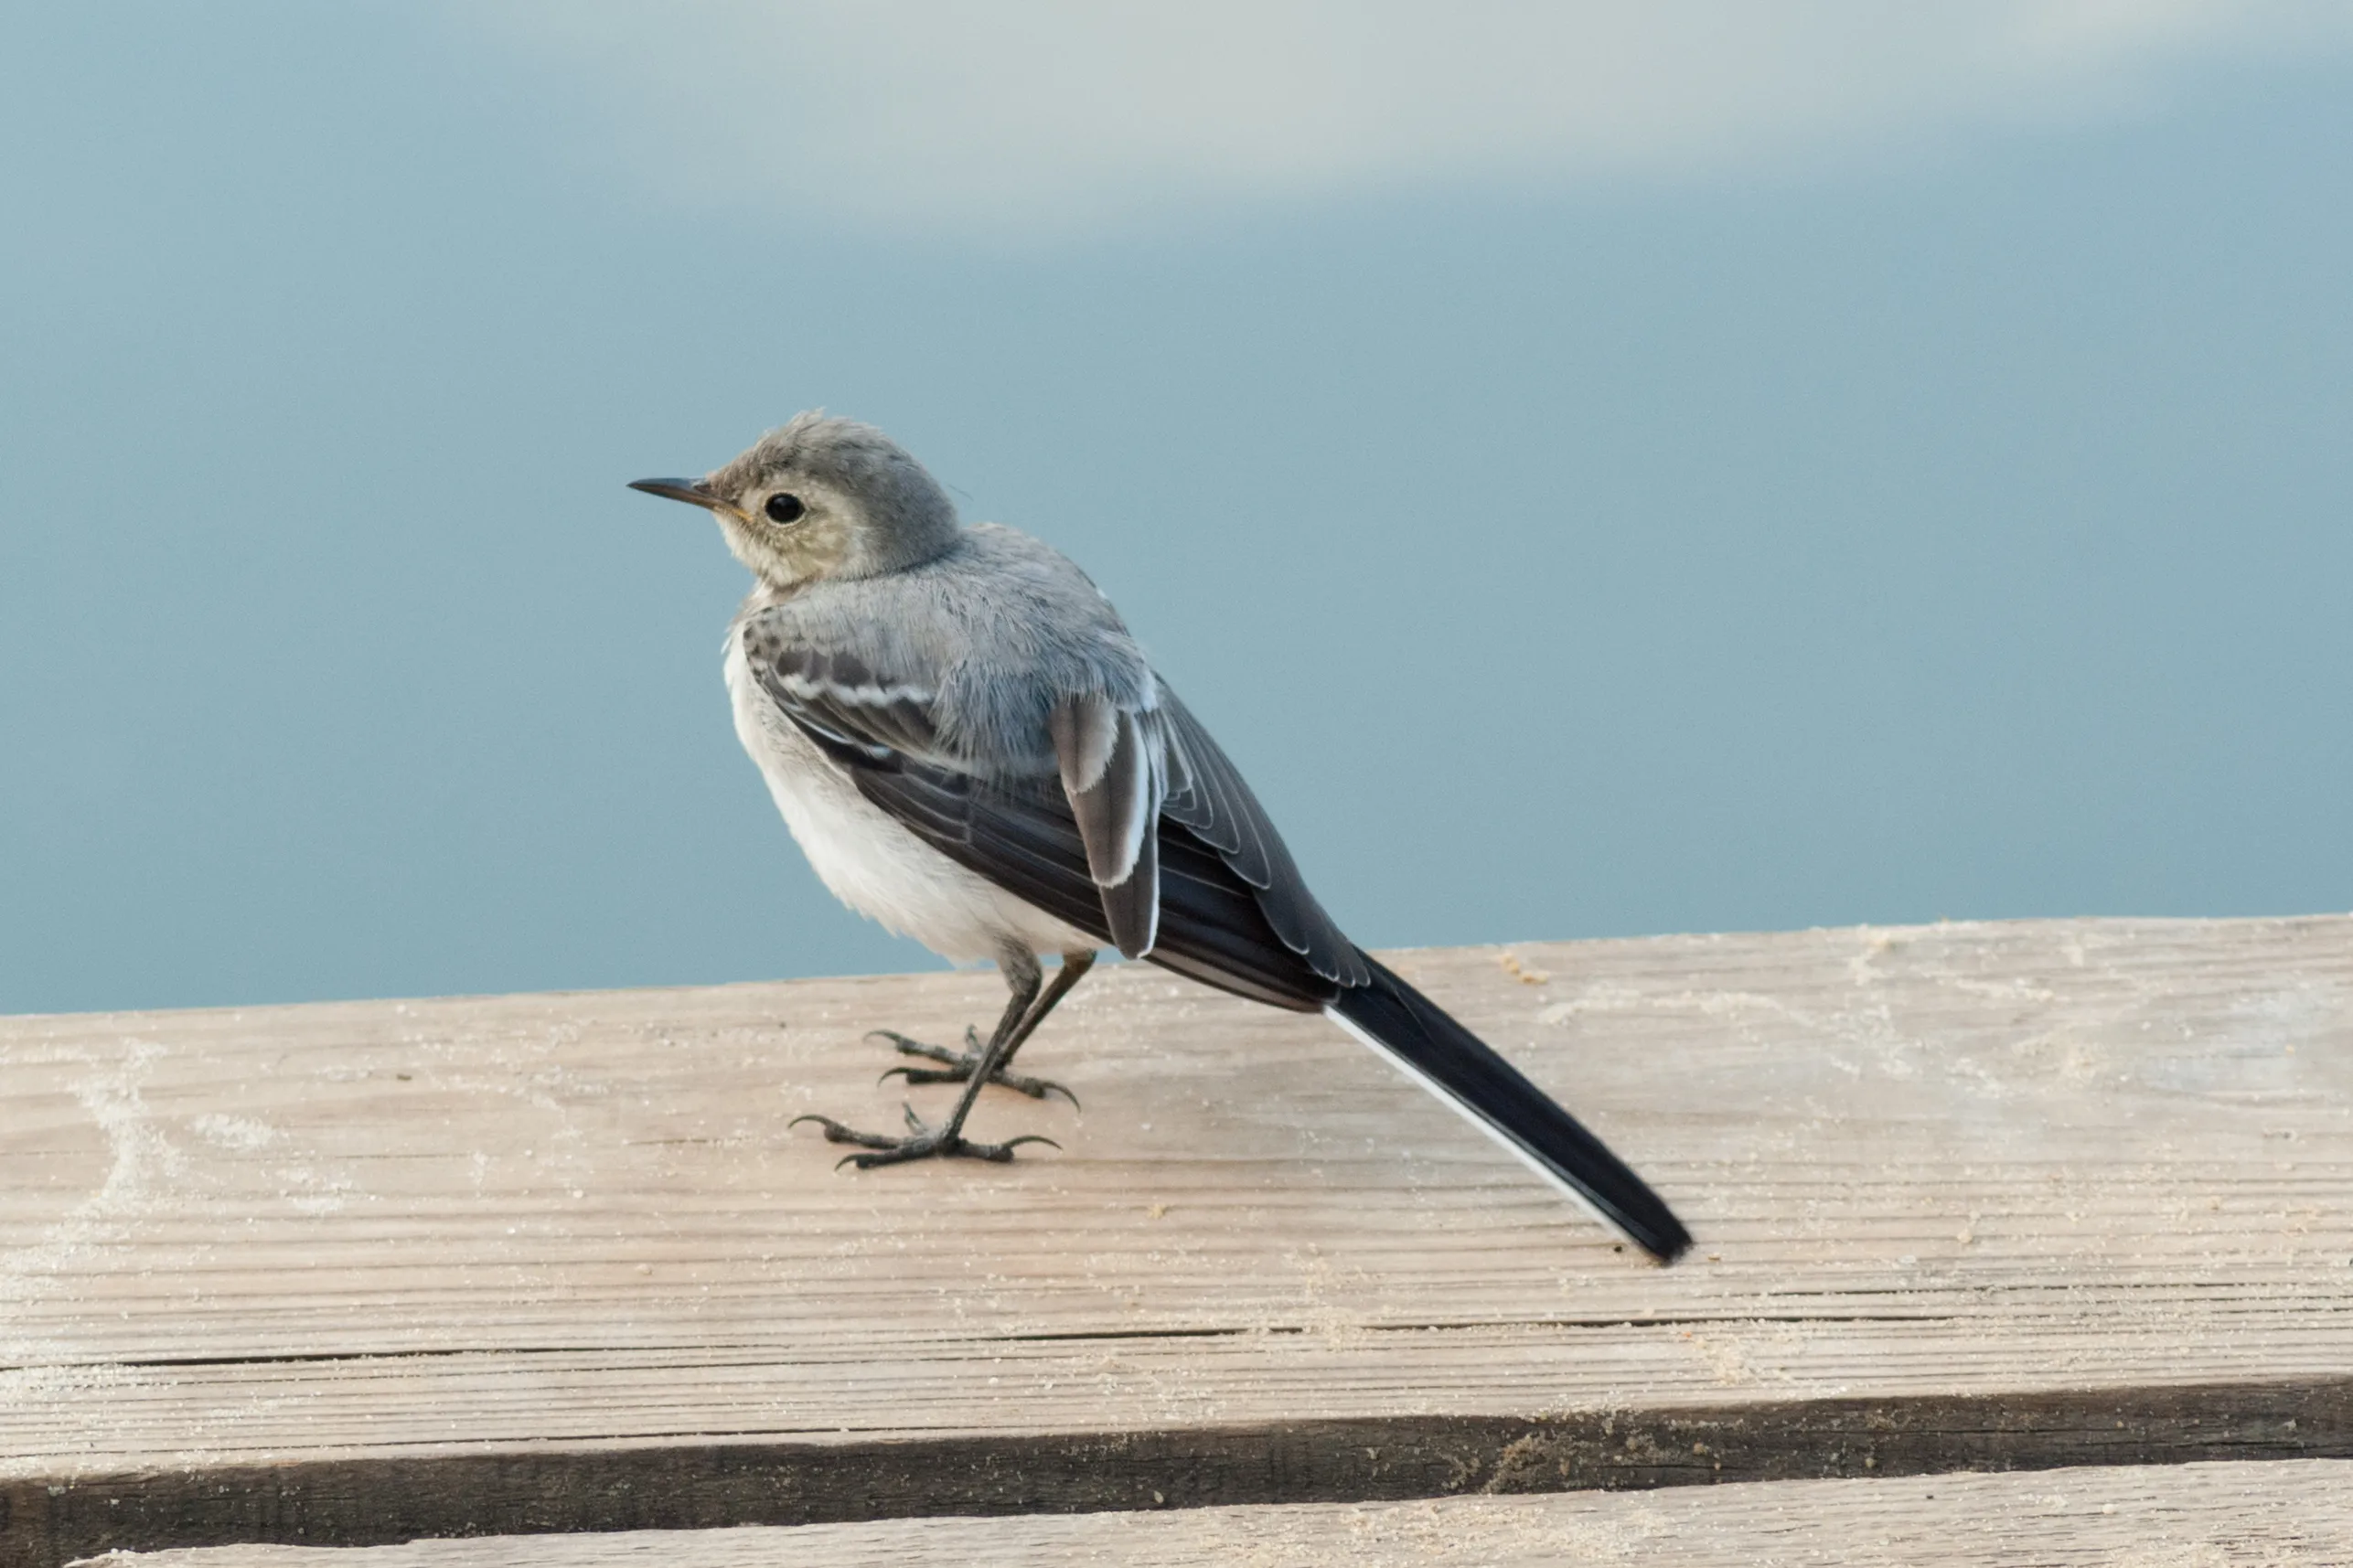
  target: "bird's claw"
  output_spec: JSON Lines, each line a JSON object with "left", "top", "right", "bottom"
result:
{"left": 865, "top": 1029, "right": 1081, "bottom": 1107}
{"left": 791, "top": 1109, "right": 1060, "bottom": 1168}
{"left": 867, "top": 1028, "right": 974, "bottom": 1068}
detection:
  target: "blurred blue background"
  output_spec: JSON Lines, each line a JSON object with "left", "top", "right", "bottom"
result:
{"left": 4, "top": 5, "right": 2349, "bottom": 1014}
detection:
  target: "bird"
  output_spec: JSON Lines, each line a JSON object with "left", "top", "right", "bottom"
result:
{"left": 630, "top": 413, "right": 1691, "bottom": 1263}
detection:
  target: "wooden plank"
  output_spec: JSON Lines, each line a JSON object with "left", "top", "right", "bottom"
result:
{"left": 67, "top": 1459, "right": 2353, "bottom": 1566}
{"left": 2, "top": 917, "right": 2349, "bottom": 1565}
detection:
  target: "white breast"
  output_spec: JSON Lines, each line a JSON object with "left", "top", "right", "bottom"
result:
{"left": 724, "top": 634, "right": 1096, "bottom": 965}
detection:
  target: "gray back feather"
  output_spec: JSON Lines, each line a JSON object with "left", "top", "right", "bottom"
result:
{"left": 740, "top": 524, "right": 1153, "bottom": 779}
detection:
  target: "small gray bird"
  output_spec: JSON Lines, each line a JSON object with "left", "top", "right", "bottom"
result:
{"left": 632, "top": 414, "right": 1689, "bottom": 1262}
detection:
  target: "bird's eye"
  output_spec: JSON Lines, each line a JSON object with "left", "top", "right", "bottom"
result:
{"left": 765, "top": 492, "right": 806, "bottom": 524}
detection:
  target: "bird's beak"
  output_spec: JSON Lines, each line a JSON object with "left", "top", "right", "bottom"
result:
{"left": 628, "top": 477, "right": 724, "bottom": 510}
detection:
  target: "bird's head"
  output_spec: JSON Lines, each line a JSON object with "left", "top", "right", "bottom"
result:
{"left": 630, "top": 412, "right": 961, "bottom": 591}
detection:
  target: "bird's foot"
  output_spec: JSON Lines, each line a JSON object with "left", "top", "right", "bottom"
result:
{"left": 870, "top": 1029, "right": 1080, "bottom": 1107}
{"left": 791, "top": 1104, "right": 1058, "bottom": 1169}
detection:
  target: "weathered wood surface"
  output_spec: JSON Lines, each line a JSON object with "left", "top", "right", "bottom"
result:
{"left": 70, "top": 1460, "right": 2353, "bottom": 1566}
{"left": 4, "top": 918, "right": 2350, "bottom": 1564}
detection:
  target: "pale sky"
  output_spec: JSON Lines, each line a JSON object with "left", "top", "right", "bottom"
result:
{"left": 4, "top": 5, "right": 2350, "bottom": 1012}
{"left": 458, "top": 1, "right": 2351, "bottom": 229}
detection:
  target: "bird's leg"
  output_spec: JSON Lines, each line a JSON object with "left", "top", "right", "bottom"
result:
{"left": 874, "top": 949, "right": 1096, "bottom": 1106}
{"left": 793, "top": 949, "right": 1063, "bottom": 1167}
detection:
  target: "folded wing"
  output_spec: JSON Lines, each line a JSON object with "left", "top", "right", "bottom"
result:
{"left": 746, "top": 630, "right": 1351, "bottom": 1006}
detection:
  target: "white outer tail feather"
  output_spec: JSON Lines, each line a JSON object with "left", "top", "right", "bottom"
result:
{"left": 1321, "top": 1006, "right": 1632, "bottom": 1247}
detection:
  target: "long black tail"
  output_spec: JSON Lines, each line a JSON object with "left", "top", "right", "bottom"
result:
{"left": 1326, "top": 954, "right": 1691, "bottom": 1263}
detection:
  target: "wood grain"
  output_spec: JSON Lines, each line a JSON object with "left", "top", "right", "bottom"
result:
{"left": 3, "top": 918, "right": 2349, "bottom": 1563}
{"left": 69, "top": 1459, "right": 2353, "bottom": 1566}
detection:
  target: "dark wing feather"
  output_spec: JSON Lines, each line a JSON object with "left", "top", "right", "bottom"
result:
{"left": 749, "top": 636, "right": 944, "bottom": 766}
{"left": 1158, "top": 691, "right": 1367, "bottom": 987}
{"left": 859, "top": 759, "right": 1335, "bottom": 1012}
{"left": 1050, "top": 696, "right": 1161, "bottom": 959}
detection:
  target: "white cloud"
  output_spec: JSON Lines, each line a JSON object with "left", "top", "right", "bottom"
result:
{"left": 456, "top": 1, "right": 2353, "bottom": 235}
